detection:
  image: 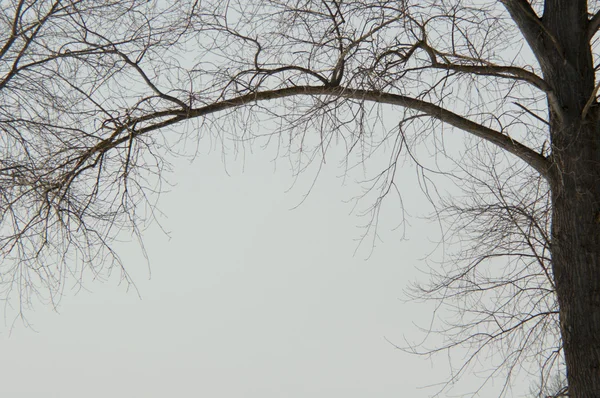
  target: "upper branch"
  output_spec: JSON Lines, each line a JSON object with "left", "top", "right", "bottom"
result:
{"left": 93, "top": 85, "right": 551, "bottom": 180}
{"left": 500, "top": 0, "right": 563, "bottom": 67}
{"left": 588, "top": 10, "right": 600, "bottom": 40}
{"left": 430, "top": 62, "right": 562, "bottom": 120}
{"left": 413, "top": 40, "right": 549, "bottom": 92}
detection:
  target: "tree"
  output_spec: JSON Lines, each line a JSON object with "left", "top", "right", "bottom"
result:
{"left": 2, "top": 0, "right": 600, "bottom": 395}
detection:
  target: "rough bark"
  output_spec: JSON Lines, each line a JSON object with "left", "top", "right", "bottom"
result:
{"left": 541, "top": 0, "right": 600, "bottom": 395}
{"left": 551, "top": 121, "right": 600, "bottom": 396}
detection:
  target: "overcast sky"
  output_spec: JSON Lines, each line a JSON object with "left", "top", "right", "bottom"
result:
{"left": 1, "top": 131, "right": 533, "bottom": 397}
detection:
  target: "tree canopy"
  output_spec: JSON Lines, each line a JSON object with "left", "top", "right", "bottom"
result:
{"left": 2, "top": 0, "right": 600, "bottom": 395}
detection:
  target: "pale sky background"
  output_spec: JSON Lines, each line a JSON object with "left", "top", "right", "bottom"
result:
{"left": 1, "top": 124, "right": 533, "bottom": 396}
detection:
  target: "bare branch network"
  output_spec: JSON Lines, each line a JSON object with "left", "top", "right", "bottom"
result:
{"left": 3, "top": 0, "right": 600, "bottom": 395}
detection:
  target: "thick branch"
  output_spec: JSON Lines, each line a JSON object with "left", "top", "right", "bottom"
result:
{"left": 500, "top": 0, "right": 543, "bottom": 48}
{"left": 588, "top": 10, "right": 600, "bottom": 40}
{"left": 500, "top": 0, "right": 563, "bottom": 68}
{"left": 432, "top": 64, "right": 547, "bottom": 91}
{"left": 93, "top": 86, "right": 550, "bottom": 180}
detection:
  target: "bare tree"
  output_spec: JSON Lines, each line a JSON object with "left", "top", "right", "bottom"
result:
{"left": 2, "top": 0, "right": 600, "bottom": 395}
{"left": 0, "top": 0, "right": 192, "bottom": 311}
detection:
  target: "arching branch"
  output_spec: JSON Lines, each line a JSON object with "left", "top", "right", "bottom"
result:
{"left": 84, "top": 85, "right": 551, "bottom": 182}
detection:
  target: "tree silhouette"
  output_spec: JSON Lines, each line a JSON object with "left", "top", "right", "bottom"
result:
{"left": 2, "top": 0, "right": 600, "bottom": 395}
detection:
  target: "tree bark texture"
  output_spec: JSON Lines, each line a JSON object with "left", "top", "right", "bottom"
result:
{"left": 551, "top": 118, "right": 600, "bottom": 396}
{"left": 544, "top": 0, "right": 600, "bottom": 395}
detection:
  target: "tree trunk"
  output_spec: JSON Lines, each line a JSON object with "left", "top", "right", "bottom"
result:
{"left": 551, "top": 117, "right": 600, "bottom": 395}
{"left": 548, "top": 41, "right": 600, "bottom": 396}
{"left": 541, "top": 1, "right": 600, "bottom": 394}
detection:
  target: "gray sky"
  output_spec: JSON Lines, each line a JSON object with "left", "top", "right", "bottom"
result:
{"left": 1, "top": 138, "right": 530, "bottom": 397}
